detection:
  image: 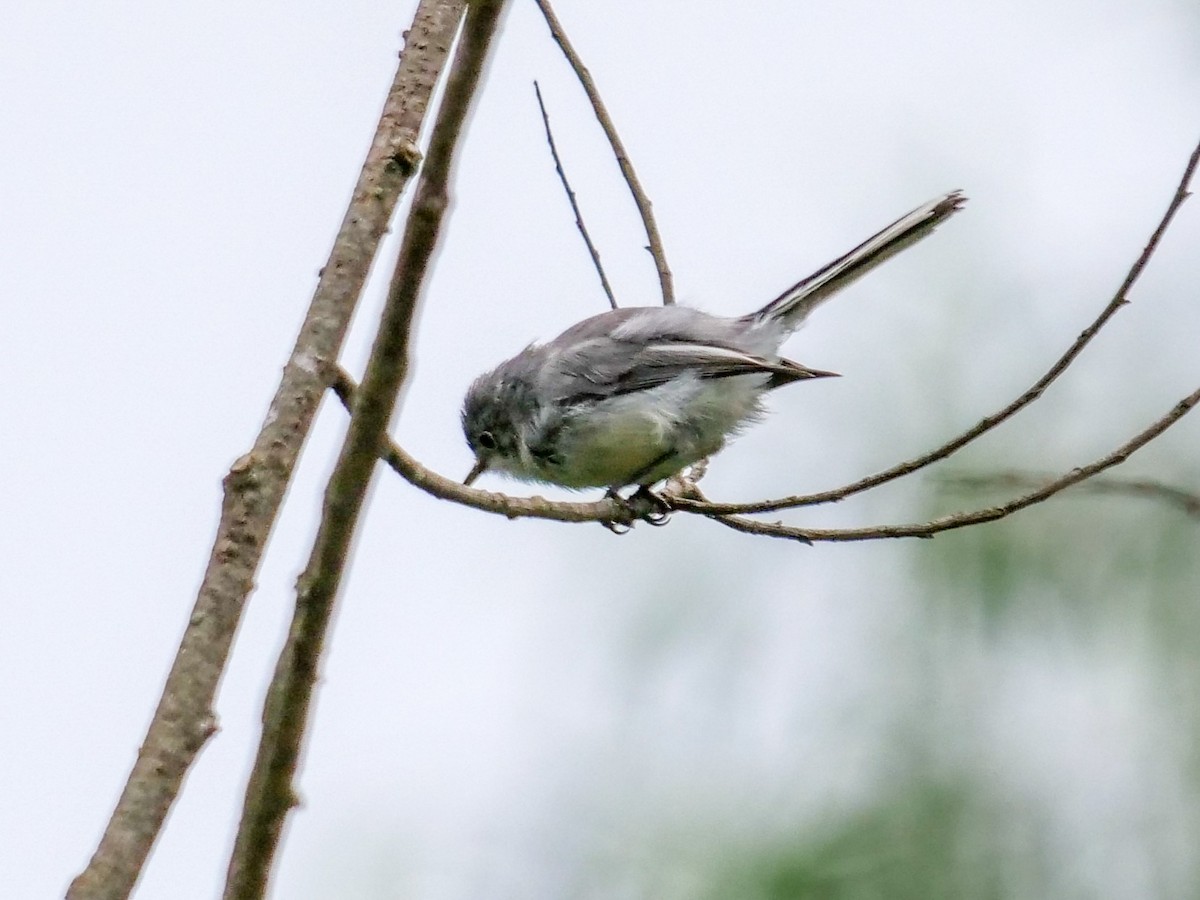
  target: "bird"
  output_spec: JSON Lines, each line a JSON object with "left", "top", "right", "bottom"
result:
{"left": 460, "top": 191, "right": 965, "bottom": 508}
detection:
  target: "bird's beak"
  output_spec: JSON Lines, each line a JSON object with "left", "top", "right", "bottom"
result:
{"left": 464, "top": 458, "right": 488, "bottom": 486}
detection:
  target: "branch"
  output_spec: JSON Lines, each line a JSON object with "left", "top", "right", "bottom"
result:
{"left": 940, "top": 472, "right": 1200, "bottom": 520}
{"left": 533, "top": 0, "right": 675, "bottom": 306}
{"left": 672, "top": 137, "right": 1200, "bottom": 516}
{"left": 332, "top": 370, "right": 1199, "bottom": 543}
{"left": 66, "top": 5, "right": 465, "bottom": 898}
{"left": 707, "top": 386, "right": 1200, "bottom": 543}
{"left": 328, "top": 368, "right": 652, "bottom": 525}
{"left": 533, "top": 80, "right": 618, "bottom": 309}
{"left": 221, "top": 4, "right": 506, "bottom": 898}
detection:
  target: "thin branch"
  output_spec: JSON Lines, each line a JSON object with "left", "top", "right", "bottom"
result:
{"left": 707, "top": 386, "right": 1200, "bottom": 543}
{"left": 65, "top": 5, "right": 465, "bottom": 898}
{"left": 332, "top": 369, "right": 1199, "bottom": 543}
{"left": 329, "top": 141, "right": 1198, "bottom": 547}
{"left": 534, "top": 80, "right": 618, "bottom": 309}
{"left": 222, "top": 4, "right": 506, "bottom": 898}
{"left": 329, "top": 368, "right": 651, "bottom": 525}
{"left": 533, "top": 0, "right": 676, "bottom": 305}
{"left": 940, "top": 472, "right": 1200, "bottom": 520}
{"left": 672, "top": 136, "right": 1200, "bottom": 516}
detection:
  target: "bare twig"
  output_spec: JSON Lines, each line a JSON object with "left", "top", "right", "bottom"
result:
{"left": 329, "top": 368, "right": 650, "bottom": 525}
{"left": 533, "top": 0, "right": 675, "bottom": 306}
{"left": 707, "top": 386, "right": 1200, "bottom": 542}
{"left": 66, "top": 5, "right": 465, "bottom": 899}
{"left": 533, "top": 80, "right": 618, "bottom": 309}
{"left": 221, "top": 5, "right": 506, "bottom": 898}
{"left": 671, "top": 137, "right": 1200, "bottom": 516}
{"left": 333, "top": 369, "right": 1199, "bottom": 542}
{"left": 940, "top": 472, "right": 1200, "bottom": 520}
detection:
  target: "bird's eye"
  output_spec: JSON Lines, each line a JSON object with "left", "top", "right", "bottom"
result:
{"left": 478, "top": 430, "right": 497, "bottom": 450}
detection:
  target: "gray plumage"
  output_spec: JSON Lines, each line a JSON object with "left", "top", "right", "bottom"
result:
{"left": 462, "top": 191, "right": 965, "bottom": 491}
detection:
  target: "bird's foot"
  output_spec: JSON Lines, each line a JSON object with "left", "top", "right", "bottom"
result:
{"left": 601, "top": 486, "right": 672, "bottom": 532}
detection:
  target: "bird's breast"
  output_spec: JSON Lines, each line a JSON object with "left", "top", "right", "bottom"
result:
{"left": 544, "top": 401, "right": 677, "bottom": 489}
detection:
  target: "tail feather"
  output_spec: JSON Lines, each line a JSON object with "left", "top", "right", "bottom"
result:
{"left": 749, "top": 190, "right": 966, "bottom": 327}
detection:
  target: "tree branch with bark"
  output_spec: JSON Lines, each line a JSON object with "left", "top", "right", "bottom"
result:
{"left": 67, "top": 2, "right": 468, "bottom": 898}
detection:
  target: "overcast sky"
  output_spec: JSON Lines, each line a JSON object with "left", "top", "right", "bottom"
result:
{"left": 4, "top": 1, "right": 1200, "bottom": 897}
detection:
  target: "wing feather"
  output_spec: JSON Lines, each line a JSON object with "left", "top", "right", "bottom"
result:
{"left": 554, "top": 338, "right": 837, "bottom": 403}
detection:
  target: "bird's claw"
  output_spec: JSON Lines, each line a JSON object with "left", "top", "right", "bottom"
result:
{"left": 633, "top": 487, "right": 672, "bottom": 526}
{"left": 600, "top": 486, "right": 673, "bottom": 532}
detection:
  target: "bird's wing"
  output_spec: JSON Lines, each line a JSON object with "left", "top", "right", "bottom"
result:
{"left": 555, "top": 339, "right": 837, "bottom": 403}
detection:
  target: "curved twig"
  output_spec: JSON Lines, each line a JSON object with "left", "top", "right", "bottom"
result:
{"left": 330, "top": 369, "right": 648, "bottom": 525}
{"left": 534, "top": 80, "right": 618, "bottom": 309}
{"left": 533, "top": 0, "right": 675, "bottom": 306}
{"left": 332, "top": 370, "right": 1199, "bottom": 543}
{"left": 671, "top": 137, "right": 1200, "bottom": 516}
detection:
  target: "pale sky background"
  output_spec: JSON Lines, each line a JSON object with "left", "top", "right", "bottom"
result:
{"left": 4, "top": 1, "right": 1200, "bottom": 898}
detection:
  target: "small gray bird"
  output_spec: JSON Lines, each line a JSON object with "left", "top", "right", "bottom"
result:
{"left": 462, "top": 191, "right": 965, "bottom": 498}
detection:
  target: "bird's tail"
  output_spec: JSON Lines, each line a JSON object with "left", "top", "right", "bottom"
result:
{"left": 746, "top": 190, "right": 966, "bottom": 329}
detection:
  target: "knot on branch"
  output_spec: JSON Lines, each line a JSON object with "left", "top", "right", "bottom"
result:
{"left": 387, "top": 138, "right": 423, "bottom": 176}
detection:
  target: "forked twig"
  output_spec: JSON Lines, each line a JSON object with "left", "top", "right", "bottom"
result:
{"left": 534, "top": 0, "right": 676, "bottom": 306}
{"left": 347, "top": 127, "right": 1200, "bottom": 545}
{"left": 672, "top": 137, "right": 1200, "bottom": 516}
{"left": 534, "top": 80, "right": 618, "bottom": 309}
{"left": 707, "top": 386, "right": 1200, "bottom": 542}
{"left": 332, "top": 370, "right": 1199, "bottom": 542}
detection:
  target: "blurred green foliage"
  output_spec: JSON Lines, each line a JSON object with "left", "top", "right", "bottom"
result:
{"left": 702, "top": 779, "right": 1017, "bottom": 900}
